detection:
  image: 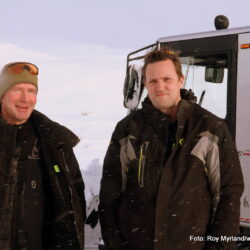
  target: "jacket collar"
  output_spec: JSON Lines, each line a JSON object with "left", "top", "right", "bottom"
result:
{"left": 0, "top": 107, "right": 79, "bottom": 148}
{"left": 141, "top": 95, "right": 195, "bottom": 134}
{"left": 141, "top": 97, "right": 171, "bottom": 133}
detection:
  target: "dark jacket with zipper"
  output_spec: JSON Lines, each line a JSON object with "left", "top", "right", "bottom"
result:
{"left": 99, "top": 97, "right": 244, "bottom": 250}
{"left": 0, "top": 110, "right": 86, "bottom": 250}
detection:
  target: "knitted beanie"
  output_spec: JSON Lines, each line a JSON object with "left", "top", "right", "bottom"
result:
{"left": 0, "top": 62, "right": 38, "bottom": 99}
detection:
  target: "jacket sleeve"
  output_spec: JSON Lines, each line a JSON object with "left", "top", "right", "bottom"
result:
{"left": 62, "top": 147, "right": 86, "bottom": 250}
{"left": 205, "top": 123, "right": 244, "bottom": 250}
{"left": 65, "top": 148, "right": 86, "bottom": 221}
{"left": 99, "top": 127, "right": 128, "bottom": 250}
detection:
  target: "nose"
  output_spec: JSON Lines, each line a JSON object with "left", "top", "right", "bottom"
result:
{"left": 20, "top": 91, "right": 29, "bottom": 102}
{"left": 155, "top": 80, "right": 165, "bottom": 92}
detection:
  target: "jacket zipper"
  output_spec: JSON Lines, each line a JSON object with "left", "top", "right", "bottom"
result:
{"left": 155, "top": 129, "right": 183, "bottom": 250}
{"left": 138, "top": 142, "right": 148, "bottom": 188}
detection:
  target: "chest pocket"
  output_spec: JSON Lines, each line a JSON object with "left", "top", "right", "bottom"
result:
{"left": 120, "top": 135, "right": 152, "bottom": 190}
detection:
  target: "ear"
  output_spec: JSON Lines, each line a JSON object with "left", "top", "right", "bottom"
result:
{"left": 179, "top": 75, "right": 184, "bottom": 87}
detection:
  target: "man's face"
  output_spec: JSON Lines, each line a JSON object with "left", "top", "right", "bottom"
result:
{"left": 1, "top": 83, "right": 37, "bottom": 125}
{"left": 145, "top": 59, "right": 184, "bottom": 115}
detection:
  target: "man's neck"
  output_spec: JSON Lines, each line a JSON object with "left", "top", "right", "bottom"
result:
{"left": 159, "top": 105, "right": 178, "bottom": 123}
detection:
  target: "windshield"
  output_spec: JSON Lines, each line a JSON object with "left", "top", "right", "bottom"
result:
{"left": 181, "top": 54, "right": 228, "bottom": 118}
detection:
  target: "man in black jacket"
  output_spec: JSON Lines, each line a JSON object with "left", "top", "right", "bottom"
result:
{"left": 99, "top": 49, "right": 244, "bottom": 250}
{"left": 0, "top": 62, "right": 86, "bottom": 250}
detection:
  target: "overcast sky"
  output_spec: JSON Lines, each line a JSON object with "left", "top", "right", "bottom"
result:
{"left": 0, "top": 0, "right": 249, "bottom": 51}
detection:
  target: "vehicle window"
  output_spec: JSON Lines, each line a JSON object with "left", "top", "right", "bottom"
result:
{"left": 181, "top": 54, "right": 228, "bottom": 119}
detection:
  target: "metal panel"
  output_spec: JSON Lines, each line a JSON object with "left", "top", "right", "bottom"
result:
{"left": 237, "top": 33, "right": 250, "bottom": 227}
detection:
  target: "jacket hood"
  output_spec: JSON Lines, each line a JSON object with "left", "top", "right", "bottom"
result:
{"left": 30, "top": 110, "right": 80, "bottom": 148}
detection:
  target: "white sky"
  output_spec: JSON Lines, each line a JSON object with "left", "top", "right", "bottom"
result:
{"left": 0, "top": 0, "right": 249, "bottom": 50}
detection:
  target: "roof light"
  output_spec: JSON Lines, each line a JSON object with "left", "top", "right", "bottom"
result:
{"left": 240, "top": 44, "right": 250, "bottom": 49}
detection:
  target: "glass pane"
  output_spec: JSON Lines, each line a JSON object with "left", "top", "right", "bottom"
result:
{"left": 181, "top": 54, "right": 228, "bottom": 119}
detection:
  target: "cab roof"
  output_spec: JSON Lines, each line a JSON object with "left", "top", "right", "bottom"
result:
{"left": 157, "top": 26, "right": 250, "bottom": 43}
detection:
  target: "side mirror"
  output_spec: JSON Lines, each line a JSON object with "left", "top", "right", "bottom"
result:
{"left": 123, "top": 65, "right": 144, "bottom": 110}
{"left": 205, "top": 67, "right": 224, "bottom": 83}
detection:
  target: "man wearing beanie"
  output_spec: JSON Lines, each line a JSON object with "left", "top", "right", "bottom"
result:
{"left": 0, "top": 62, "right": 86, "bottom": 250}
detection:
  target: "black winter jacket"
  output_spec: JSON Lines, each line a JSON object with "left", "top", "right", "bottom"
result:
{"left": 99, "top": 97, "right": 244, "bottom": 250}
{"left": 0, "top": 110, "right": 86, "bottom": 250}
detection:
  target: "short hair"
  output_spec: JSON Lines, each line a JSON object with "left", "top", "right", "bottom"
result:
{"left": 142, "top": 48, "right": 183, "bottom": 80}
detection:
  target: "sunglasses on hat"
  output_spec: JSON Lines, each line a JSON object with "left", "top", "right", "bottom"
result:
{"left": 3, "top": 62, "right": 39, "bottom": 75}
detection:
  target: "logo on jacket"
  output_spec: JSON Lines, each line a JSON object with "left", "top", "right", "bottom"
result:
{"left": 28, "top": 139, "right": 40, "bottom": 160}
{"left": 172, "top": 138, "right": 185, "bottom": 150}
